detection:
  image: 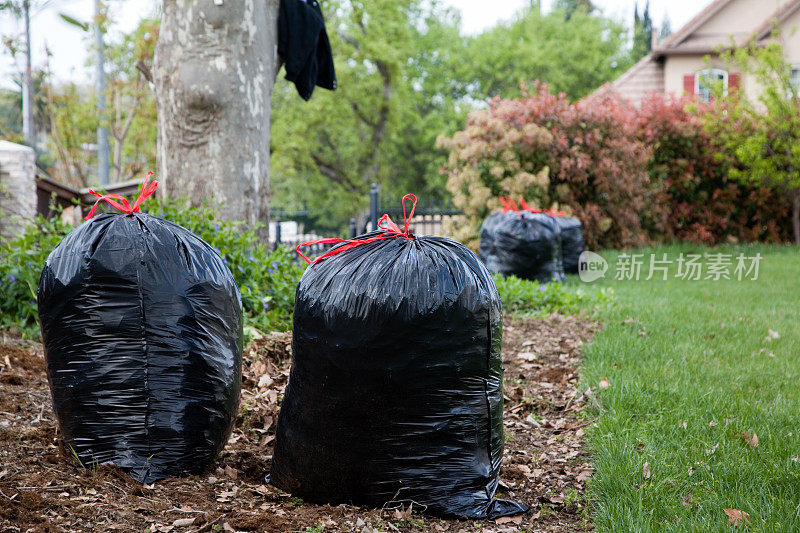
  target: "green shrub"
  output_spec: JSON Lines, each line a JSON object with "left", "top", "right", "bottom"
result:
{"left": 0, "top": 213, "right": 73, "bottom": 337}
{"left": 0, "top": 200, "right": 304, "bottom": 339}
{"left": 494, "top": 274, "right": 613, "bottom": 316}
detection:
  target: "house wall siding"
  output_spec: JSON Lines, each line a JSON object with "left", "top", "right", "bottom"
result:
{"left": 610, "top": 57, "right": 665, "bottom": 104}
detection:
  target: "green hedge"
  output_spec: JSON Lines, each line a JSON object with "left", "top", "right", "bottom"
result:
{"left": 0, "top": 200, "right": 303, "bottom": 339}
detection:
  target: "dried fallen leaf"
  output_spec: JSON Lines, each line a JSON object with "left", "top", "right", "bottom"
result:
{"left": 598, "top": 377, "right": 611, "bottom": 389}
{"left": 577, "top": 469, "right": 592, "bottom": 482}
{"left": 723, "top": 508, "right": 751, "bottom": 527}
{"left": 495, "top": 515, "right": 523, "bottom": 525}
{"left": 225, "top": 465, "right": 238, "bottom": 479}
{"left": 516, "top": 351, "right": 537, "bottom": 361}
{"left": 173, "top": 518, "right": 196, "bottom": 528}
{"left": 642, "top": 462, "right": 651, "bottom": 479}
{"left": 525, "top": 414, "right": 541, "bottom": 427}
{"left": 258, "top": 374, "right": 272, "bottom": 388}
{"left": 741, "top": 431, "right": 759, "bottom": 448}
{"left": 709, "top": 421, "right": 718, "bottom": 429}
{"left": 681, "top": 494, "right": 693, "bottom": 507}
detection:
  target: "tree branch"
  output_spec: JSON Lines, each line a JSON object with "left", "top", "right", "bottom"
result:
{"left": 310, "top": 152, "right": 360, "bottom": 194}
{"left": 338, "top": 31, "right": 361, "bottom": 50}
{"left": 135, "top": 60, "right": 153, "bottom": 83}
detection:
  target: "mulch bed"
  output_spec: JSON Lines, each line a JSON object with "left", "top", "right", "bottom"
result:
{"left": 0, "top": 314, "right": 598, "bottom": 533}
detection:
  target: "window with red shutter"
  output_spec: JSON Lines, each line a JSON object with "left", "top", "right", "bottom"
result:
{"left": 729, "top": 73, "right": 740, "bottom": 91}
{"left": 695, "top": 69, "right": 727, "bottom": 102}
{"left": 684, "top": 75, "right": 695, "bottom": 96}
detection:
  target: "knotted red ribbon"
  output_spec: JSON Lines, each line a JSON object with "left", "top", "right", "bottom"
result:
{"left": 519, "top": 198, "right": 541, "bottom": 213}
{"left": 498, "top": 196, "right": 519, "bottom": 212}
{"left": 498, "top": 196, "right": 565, "bottom": 217}
{"left": 84, "top": 171, "right": 159, "bottom": 221}
{"left": 296, "top": 194, "right": 417, "bottom": 265}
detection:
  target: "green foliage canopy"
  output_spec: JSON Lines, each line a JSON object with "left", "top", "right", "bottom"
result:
{"left": 270, "top": 0, "right": 633, "bottom": 231}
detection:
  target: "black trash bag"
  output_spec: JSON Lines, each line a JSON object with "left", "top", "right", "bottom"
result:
{"left": 554, "top": 216, "right": 585, "bottom": 274}
{"left": 38, "top": 205, "right": 243, "bottom": 484}
{"left": 270, "top": 200, "right": 527, "bottom": 519}
{"left": 479, "top": 210, "right": 565, "bottom": 283}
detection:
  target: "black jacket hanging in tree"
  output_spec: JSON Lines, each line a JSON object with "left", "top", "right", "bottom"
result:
{"left": 278, "top": 0, "right": 337, "bottom": 101}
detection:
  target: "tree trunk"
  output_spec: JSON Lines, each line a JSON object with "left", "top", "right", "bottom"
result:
{"left": 154, "top": 0, "right": 279, "bottom": 240}
{"left": 793, "top": 187, "right": 800, "bottom": 246}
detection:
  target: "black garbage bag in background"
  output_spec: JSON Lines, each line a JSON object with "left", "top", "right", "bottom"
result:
{"left": 38, "top": 177, "right": 242, "bottom": 484}
{"left": 270, "top": 195, "right": 527, "bottom": 519}
{"left": 554, "top": 216, "right": 585, "bottom": 274}
{"left": 479, "top": 209, "right": 565, "bottom": 283}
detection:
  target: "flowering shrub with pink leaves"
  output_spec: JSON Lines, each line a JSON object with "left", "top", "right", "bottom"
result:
{"left": 438, "top": 83, "right": 792, "bottom": 250}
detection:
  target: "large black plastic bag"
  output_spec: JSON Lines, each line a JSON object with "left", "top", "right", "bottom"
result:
{"left": 554, "top": 216, "right": 585, "bottom": 274}
{"left": 479, "top": 210, "right": 565, "bottom": 283}
{"left": 38, "top": 199, "right": 243, "bottom": 483}
{"left": 270, "top": 197, "right": 527, "bottom": 519}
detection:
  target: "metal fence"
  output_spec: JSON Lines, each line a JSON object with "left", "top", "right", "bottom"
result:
{"left": 270, "top": 184, "right": 462, "bottom": 261}
{"left": 376, "top": 195, "right": 461, "bottom": 237}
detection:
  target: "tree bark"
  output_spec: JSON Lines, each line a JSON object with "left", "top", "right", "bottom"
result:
{"left": 154, "top": 0, "right": 279, "bottom": 239}
{"left": 793, "top": 187, "right": 800, "bottom": 246}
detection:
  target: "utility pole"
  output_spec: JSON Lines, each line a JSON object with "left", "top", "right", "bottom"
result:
{"left": 94, "top": 0, "right": 109, "bottom": 185}
{"left": 22, "top": 0, "right": 35, "bottom": 147}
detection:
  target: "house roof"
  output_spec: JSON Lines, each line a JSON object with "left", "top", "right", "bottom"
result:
{"left": 753, "top": 0, "right": 800, "bottom": 41}
{"left": 656, "top": 0, "right": 732, "bottom": 53}
{"left": 653, "top": 0, "right": 800, "bottom": 57}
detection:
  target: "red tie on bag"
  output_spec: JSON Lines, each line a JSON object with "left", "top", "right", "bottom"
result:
{"left": 499, "top": 196, "right": 565, "bottom": 217}
{"left": 84, "top": 172, "right": 159, "bottom": 221}
{"left": 296, "top": 194, "right": 417, "bottom": 265}
{"left": 519, "top": 198, "right": 542, "bottom": 213}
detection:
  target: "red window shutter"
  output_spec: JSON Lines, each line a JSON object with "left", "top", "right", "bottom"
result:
{"left": 683, "top": 74, "right": 695, "bottom": 95}
{"left": 729, "top": 73, "right": 740, "bottom": 91}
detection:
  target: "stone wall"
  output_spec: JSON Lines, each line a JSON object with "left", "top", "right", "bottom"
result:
{"left": 0, "top": 140, "right": 37, "bottom": 240}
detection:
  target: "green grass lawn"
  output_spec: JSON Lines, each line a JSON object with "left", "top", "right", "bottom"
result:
{"left": 580, "top": 244, "right": 800, "bottom": 532}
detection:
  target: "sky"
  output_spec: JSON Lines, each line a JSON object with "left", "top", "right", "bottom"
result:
{"left": 0, "top": 0, "right": 709, "bottom": 89}
{"left": 448, "top": 0, "right": 700, "bottom": 35}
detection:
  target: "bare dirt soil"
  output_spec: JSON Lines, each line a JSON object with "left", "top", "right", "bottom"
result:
{"left": 0, "top": 314, "right": 598, "bottom": 533}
